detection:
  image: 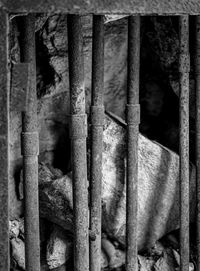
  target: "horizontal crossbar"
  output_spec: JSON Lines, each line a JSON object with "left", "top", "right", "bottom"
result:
{"left": 2, "top": 0, "right": 200, "bottom": 15}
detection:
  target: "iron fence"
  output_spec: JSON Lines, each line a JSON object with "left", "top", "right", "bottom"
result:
{"left": 0, "top": 2, "right": 199, "bottom": 271}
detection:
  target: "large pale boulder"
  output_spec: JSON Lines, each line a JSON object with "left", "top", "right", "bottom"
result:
{"left": 101, "top": 113, "right": 196, "bottom": 250}
{"left": 39, "top": 113, "right": 196, "bottom": 251}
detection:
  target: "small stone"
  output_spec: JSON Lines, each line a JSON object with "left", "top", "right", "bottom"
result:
{"left": 154, "top": 249, "right": 176, "bottom": 271}
{"left": 101, "top": 250, "right": 109, "bottom": 269}
{"left": 9, "top": 220, "right": 20, "bottom": 239}
{"left": 46, "top": 225, "right": 73, "bottom": 269}
{"left": 138, "top": 255, "right": 156, "bottom": 271}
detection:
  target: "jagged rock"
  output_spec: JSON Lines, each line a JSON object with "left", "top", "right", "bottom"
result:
{"left": 138, "top": 255, "right": 156, "bottom": 271}
{"left": 39, "top": 113, "right": 196, "bottom": 251}
{"left": 10, "top": 238, "right": 25, "bottom": 270}
{"left": 9, "top": 220, "right": 20, "bottom": 239}
{"left": 39, "top": 167, "right": 73, "bottom": 232}
{"left": 153, "top": 249, "right": 176, "bottom": 271}
{"left": 9, "top": 218, "right": 24, "bottom": 239}
{"left": 138, "top": 247, "right": 177, "bottom": 271}
{"left": 147, "top": 241, "right": 165, "bottom": 257}
{"left": 46, "top": 225, "right": 73, "bottom": 269}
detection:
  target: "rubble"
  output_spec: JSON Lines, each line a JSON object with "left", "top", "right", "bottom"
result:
{"left": 9, "top": 219, "right": 196, "bottom": 271}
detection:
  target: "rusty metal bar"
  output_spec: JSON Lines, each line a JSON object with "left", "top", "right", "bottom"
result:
{"left": 90, "top": 15, "right": 104, "bottom": 271}
{"left": 126, "top": 15, "right": 140, "bottom": 271}
{"left": 195, "top": 15, "right": 200, "bottom": 271}
{"left": 20, "top": 14, "right": 40, "bottom": 271}
{"left": 0, "top": 9, "right": 9, "bottom": 271}
{"left": 179, "top": 15, "right": 190, "bottom": 271}
{"left": 67, "top": 15, "right": 89, "bottom": 271}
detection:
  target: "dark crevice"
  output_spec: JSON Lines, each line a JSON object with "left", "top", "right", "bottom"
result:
{"left": 36, "top": 32, "right": 57, "bottom": 98}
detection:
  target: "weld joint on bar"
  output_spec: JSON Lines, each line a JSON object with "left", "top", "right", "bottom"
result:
{"left": 126, "top": 104, "right": 140, "bottom": 125}
{"left": 70, "top": 114, "right": 88, "bottom": 139}
{"left": 179, "top": 53, "right": 190, "bottom": 73}
{"left": 21, "top": 131, "right": 39, "bottom": 156}
{"left": 91, "top": 105, "right": 104, "bottom": 126}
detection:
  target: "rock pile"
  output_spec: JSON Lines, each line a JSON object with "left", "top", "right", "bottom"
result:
{"left": 11, "top": 113, "right": 196, "bottom": 270}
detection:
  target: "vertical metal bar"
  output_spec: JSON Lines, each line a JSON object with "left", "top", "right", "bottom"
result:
{"left": 67, "top": 15, "right": 89, "bottom": 271}
{"left": 90, "top": 15, "right": 104, "bottom": 271}
{"left": 20, "top": 14, "right": 41, "bottom": 271}
{"left": 126, "top": 16, "right": 140, "bottom": 271}
{"left": 179, "top": 15, "right": 190, "bottom": 271}
{"left": 0, "top": 9, "right": 10, "bottom": 271}
{"left": 195, "top": 15, "right": 200, "bottom": 271}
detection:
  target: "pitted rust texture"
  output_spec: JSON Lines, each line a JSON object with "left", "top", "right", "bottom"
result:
{"left": 20, "top": 14, "right": 41, "bottom": 271}
{"left": 70, "top": 114, "right": 87, "bottom": 139}
{"left": 91, "top": 105, "right": 104, "bottom": 126}
{"left": 21, "top": 131, "right": 39, "bottom": 156}
{"left": 90, "top": 15, "right": 104, "bottom": 271}
{"left": 10, "top": 63, "right": 30, "bottom": 112}
{"left": 2, "top": 0, "right": 200, "bottom": 14}
{"left": 67, "top": 15, "right": 85, "bottom": 115}
{"left": 126, "top": 15, "right": 140, "bottom": 271}
{"left": 179, "top": 53, "right": 190, "bottom": 73}
{"left": 127, "top": 16, "right": 140, "bottom": 105}
{"left": 195, "top": 15, "right": 200, "bottom": 271}
{"left": 0, "top": 9, "right": 10, "bottom": 271}
{"left": 23, "top": 156, "right": 40, "bottom": 270}
{"left": 179, "top": 15, "right": 190, "bottom": 271}
{"left": 126, "top": 104, "right": 140, "bottom": 125}
{"left": 67, "top": 15, "right": 89, "bottom": 271}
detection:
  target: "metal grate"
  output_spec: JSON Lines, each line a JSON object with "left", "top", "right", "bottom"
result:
{"left": 0, "top": 2, "right": 200, "bottom": 271}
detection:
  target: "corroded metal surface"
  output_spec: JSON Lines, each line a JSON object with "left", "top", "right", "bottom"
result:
{"left": 90, "top": 15, "right": 104, "bottom": 271}
{"left": 195, "top": 15, "right": 200, "bottom": 271}
{"left": 2, "top": 0, "right": 200, "bottom": 14}
{"left": 179, "top": 15, "right": 190, "bottom": 271}
{"left": 126, "top": 16, "right": 140, "bottom": 271}
{"left": 67, "top": 15, "right": 89, "bottom": 271}
{"left": 10, "top": 63, "right": 30, "bottom": 112}
{"left": 0, "top": 9, "right": 9, "bottom": 271}
{"left": 20, "top": 14, "right": 41, "bottom": 271}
